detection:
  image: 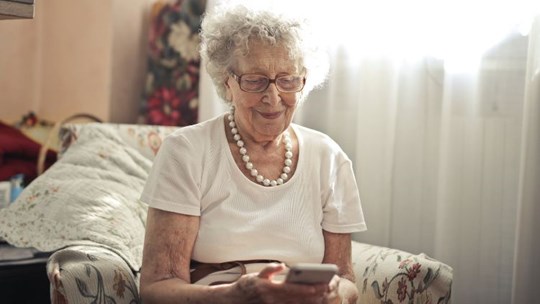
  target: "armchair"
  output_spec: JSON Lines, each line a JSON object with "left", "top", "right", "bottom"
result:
{"left": 0, "top": 123, "right": 453, "bottom": 304}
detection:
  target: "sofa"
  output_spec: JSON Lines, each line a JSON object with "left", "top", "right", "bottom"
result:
{"left": 0, "top": 123, "right": 453, "bottom": 304}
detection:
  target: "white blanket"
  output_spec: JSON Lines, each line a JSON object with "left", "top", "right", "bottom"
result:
{"left": 0, "top": 126, "right": 152, "bottom": 271}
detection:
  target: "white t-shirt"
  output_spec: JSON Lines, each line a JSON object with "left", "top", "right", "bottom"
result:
{"left": 140, "top": 114, "right": 366, "bottom": 265}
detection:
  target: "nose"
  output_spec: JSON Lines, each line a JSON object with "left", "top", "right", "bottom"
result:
{"left": 262, "top": 82, "right": 281, "bottom": 105}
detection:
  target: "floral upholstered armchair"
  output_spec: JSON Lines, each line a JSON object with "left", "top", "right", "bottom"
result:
{"left": 0, "top": 123, "right": 453, "bottom": 304}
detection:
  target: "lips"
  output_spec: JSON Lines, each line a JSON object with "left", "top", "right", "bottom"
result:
{"left": 258, "top": 111, "right": 282, "bottom": 120}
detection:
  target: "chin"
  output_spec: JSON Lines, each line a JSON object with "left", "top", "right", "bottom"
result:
{"left": 260, "top": 123, "right": 289, "bottom": 136}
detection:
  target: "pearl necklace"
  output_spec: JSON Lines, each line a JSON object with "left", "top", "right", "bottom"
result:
{"left": 227, "top": 108, "right": 293, "bottom": 187}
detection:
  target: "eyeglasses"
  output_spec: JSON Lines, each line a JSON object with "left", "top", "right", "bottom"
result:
{"left": 230, "top": 72, "right": 306, "bottom": 93}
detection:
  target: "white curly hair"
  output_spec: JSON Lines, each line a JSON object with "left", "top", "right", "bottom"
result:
{"left": 199, "top": 3, "right": 329, "bottom": 104}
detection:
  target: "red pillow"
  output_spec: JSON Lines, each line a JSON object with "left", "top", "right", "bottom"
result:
{"left": 0, "top": 121, "right": 57, "bottom": 183}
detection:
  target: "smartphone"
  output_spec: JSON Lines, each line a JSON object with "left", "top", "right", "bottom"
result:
{"left": 285, "top": 263, "right": 338, "bottom": 285}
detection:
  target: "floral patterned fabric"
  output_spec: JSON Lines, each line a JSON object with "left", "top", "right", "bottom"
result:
{"left": 47, "top": 241, "right": 453, "bottom": 304}
{"left": 352, "top": 242, "right": 453, "bottom": 304}
{"left": 0, "top": 123, "right": 179, "bottom": 271}
{"left": 47, "top": 245, "right": 141, "bottom": 304}
{"left": 140, "top": 0, "right": 206, "bottom": 126}
{"left": 58, "top": 123, "right": 178, "bottom": 161}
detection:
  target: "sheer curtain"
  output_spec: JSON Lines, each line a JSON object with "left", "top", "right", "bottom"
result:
{"left": 512, "top": 16, "right": 540, "bottom": 304}
{"left": 199, "top": 1, "right": 540, "bottom": 302}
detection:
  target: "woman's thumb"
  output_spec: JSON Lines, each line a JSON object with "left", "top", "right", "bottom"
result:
{"left": 258, "top": 263, "right": 286, "bottom": 280}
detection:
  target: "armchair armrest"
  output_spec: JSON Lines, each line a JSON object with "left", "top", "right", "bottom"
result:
{"left": 46, "top": 245, "right": 140, "bottom": 304}
{"left": 46, "top": 242, "right": 452, "bottom": 304}
{"left": 351, "top": 241, "right": 453, "bottom": 304}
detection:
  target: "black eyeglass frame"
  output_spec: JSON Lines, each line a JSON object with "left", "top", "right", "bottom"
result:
{"left": 230, "top": 72, "right": 306, "bottom": 93}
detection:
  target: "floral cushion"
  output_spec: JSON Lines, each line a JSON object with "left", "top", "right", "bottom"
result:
{"left": 0, "top": 123, "right": 179, "bottom": 271}
{"left": 352, "top": 241, "right": 453, "bottom": 304}
{"left": 58, "top": 123, "right": 178, "bottom": 160}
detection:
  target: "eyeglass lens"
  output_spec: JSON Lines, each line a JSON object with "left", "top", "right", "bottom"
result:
{"left": 239, "top": 74, "right": 304, "bottom": 92}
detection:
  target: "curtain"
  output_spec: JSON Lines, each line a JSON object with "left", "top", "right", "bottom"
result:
{"left": 199, "top": 1, "right": 540, "bottom": 302}
{"left": 511, "top": 17, "right": 540, "bottom": 304}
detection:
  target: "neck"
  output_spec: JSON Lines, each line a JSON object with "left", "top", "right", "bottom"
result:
{"left": 226, "top": 108, "right": 293, "bottom": 187}
{"left": 231, "top": 117, "right": 287, "bottom": 151}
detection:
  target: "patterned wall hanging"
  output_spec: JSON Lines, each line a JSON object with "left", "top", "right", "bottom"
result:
{"left": 140, "top": 0, "right": 206, "bottom": 126}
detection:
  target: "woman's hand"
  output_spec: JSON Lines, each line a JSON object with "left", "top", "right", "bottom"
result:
{"left": 227, "top": 263, "right": 342, "bottom": 304}
{"left": 326, "top": 275, "right": 342, "bottom": 304}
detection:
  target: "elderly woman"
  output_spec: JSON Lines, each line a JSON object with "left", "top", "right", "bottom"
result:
{"left": 139, "top": 3, "right": 366, "bottom": 304}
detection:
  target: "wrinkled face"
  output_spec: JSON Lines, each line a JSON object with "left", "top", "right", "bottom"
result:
{"left": 225, "top": 40, "right": 303, "bottom": 142}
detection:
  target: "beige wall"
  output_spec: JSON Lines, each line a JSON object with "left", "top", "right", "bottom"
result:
{"left": 0, "top": 0, "right": 155, "bottom": 123}
{"left": 0, "top": 13, "right": 39, "bottom": 122}
{"left": 110, "top": 0, "right": 154, "bottom": 123}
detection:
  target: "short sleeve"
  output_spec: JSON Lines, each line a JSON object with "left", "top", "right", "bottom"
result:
{"left": 322, "top": 160, "right": 367, "bottom": 233}
{"left": 139, "top": 133, "right": 201, "bottom": 216}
